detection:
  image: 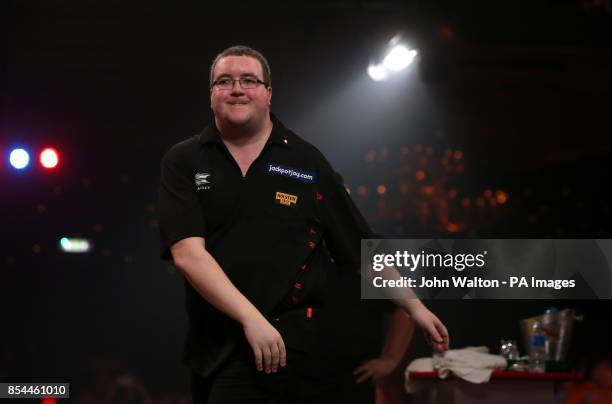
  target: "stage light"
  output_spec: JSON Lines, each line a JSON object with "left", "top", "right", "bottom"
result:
{"left": 368, "top": 36, "right": 419, "bottom": 81}
{"left": 59, "top": 237, "right": 91, "bottom": 253}
{"left": 382, "top": 45, "right": 418, "bottom": 71}
{"left": 40, "top": 147, "right": 59, "bottom": 169}
{"left": 367, "top": 63, "right": 389, "bottom": 81}
{"left": 9, "top": 148, "right": 30, "bottom": 170}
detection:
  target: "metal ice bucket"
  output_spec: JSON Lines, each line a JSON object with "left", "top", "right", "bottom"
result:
{"left": 520, "top": 308, "right": 582, "bottom": 361}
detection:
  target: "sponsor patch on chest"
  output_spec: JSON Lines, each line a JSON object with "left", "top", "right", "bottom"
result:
{"left": 195, "top": 172, "right": 211, "bottom": 190}
{"left": 266, "top": 163, "right": 316, "bottom": 183}
{"left": 275, "top": 191, "right": 298, "bottom": 206}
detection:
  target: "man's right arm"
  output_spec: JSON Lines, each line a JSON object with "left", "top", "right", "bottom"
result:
{"left": 170, "top": 236, "right": 286, "bottom": 373}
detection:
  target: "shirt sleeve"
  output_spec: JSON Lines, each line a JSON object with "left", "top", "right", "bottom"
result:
{"left": 318, "top": 158, "right": 379, "bottom": 271}
{"left": 158, "top": 141, "right": 207, "bottom": 261}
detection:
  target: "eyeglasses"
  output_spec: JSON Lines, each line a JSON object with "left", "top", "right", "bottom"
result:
{"left": 211, "top": 77, "right": 267, "bottom": 90}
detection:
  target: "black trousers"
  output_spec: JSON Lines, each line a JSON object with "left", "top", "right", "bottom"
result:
{"left": 191, "top": 349, "right": 301, "bottom": 404}
{"left": 191, "top": 346, "right": 375, "bottom": 404}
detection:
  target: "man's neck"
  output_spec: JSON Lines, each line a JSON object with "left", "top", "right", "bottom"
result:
{"left": 215, "top": 116, "right": 274, "bottom": 177}
{"left": 215, "top": 116, "right": 273, "bottom": 149}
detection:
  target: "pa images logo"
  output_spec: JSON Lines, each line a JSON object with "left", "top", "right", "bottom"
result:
{"left": 195, "top": 172, "right": 211, "bottom": 191}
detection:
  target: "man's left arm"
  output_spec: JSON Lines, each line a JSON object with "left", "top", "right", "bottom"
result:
{"left": 318, "top": 160, "right": 449, "bottom": 352}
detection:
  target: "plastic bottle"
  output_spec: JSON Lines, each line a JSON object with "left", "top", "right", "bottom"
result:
{"left": 529, "top": 320, "right": 547, "bottom": 373}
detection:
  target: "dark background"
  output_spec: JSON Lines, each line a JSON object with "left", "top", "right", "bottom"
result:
{"left": 1, "top": 0, "right": 611, "bottom": 402}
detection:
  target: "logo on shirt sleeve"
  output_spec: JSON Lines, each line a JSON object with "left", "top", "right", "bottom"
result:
{"left": 195, "top": 172, "right": 211, "bottom": 190}
{"left": 267, "top": 163, "right": 316, "bottom": 183}
{"left": 275, "top": 192, "right": 298, "bottom": 206}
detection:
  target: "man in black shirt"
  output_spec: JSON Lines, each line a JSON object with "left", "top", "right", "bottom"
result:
{"left": 159, "top": 45, "right": 448, "bottom": 403}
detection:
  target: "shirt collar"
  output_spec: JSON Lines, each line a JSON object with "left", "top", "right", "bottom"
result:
{"left": 199, "top": 113, "right": 291, "bottom": 148}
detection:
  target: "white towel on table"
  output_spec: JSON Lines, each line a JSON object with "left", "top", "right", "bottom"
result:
{"left": 404, "top": 346, "right": 507, "bottom": 393}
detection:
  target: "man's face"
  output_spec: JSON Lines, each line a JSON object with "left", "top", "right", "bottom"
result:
{"left": 210, "top": 55, "right": 272, "bottom": 128}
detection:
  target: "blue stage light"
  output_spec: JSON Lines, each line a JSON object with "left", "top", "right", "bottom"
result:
{"left": 9, "top": 148, "right": 30, "bottom": 170}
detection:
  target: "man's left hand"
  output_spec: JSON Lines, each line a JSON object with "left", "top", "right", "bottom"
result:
{"left": 408, "top": 303, "right": 450, "bottom": 352}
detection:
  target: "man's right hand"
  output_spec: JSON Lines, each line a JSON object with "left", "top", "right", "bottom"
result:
{"left": 242, "top": 314, "right": 287, "bottom": 373}
{"left": 170, "top": 238, "right": 288, "bottom": 373}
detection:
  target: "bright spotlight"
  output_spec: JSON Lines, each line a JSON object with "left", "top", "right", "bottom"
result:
{"left": 59, "top": 237, "right": 91, "bottom": 253}
{"left": 40, "top": 147, "right": 59, "bottom": 169}
{"left": 9, "top": 148, "right": 30, "bottom": 170}
{"left": 382, "top": 45, "right": 418, "bottom": 71}
{"left": 367, "top": 63, "right": 389, "bottom": 81}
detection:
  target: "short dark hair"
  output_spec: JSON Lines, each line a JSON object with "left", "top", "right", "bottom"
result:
{"left": 209, "top": 45, "right": 272, "bottom": 88}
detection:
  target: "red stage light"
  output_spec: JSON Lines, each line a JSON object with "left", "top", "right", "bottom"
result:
{"left": 40, "top": 148, "right": 59, "bottom": 169}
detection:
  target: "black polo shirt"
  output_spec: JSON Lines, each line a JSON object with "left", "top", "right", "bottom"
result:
{"left": 159, "top": 114, "right": 377, "bottom": 377}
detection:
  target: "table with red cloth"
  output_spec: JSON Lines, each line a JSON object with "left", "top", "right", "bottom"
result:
{"left": 407, "top": 370, "right": 584, "bottom": 404}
